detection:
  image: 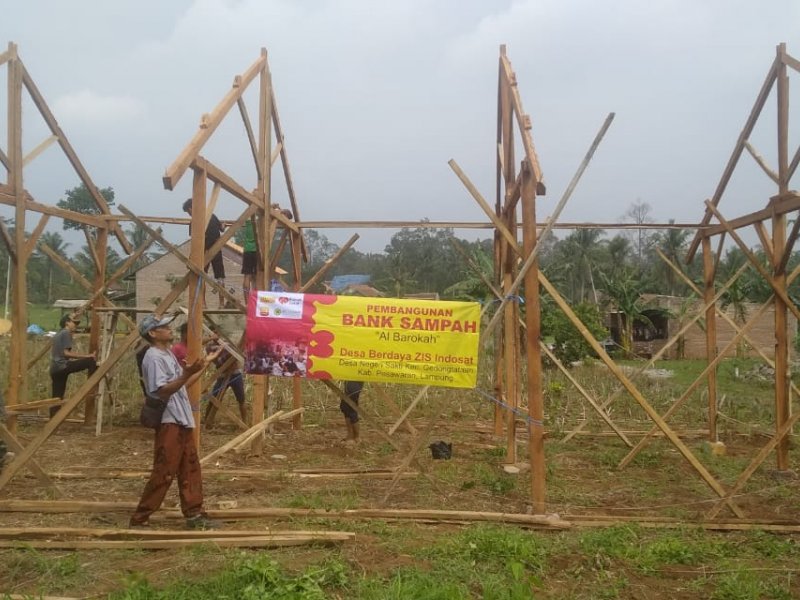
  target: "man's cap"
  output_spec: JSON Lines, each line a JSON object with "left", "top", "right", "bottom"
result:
{"left": 182, "top": 198, "right": 192, "bottom": 212}
{"left": 139, "top": 314, "right": 175, "bottom": 338}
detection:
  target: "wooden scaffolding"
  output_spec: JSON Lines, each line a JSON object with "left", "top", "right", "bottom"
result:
{"left": 0, "top": 40, "right": 798, "bottom": 527}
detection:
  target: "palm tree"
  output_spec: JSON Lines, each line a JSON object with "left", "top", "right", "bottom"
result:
{"left": 654, "top": 221, "right": 690, "bottom": 296}
{"left": 37, "top": 231, "right": 69, "bottom": 303}
{"left": 603, "top": 235, "right": 633, "bottom": 277}
{"left": 562, "top": 229, "right": 605, "bottom": 304}
{"left": 443, "top": 245, "right": 494, "bottom": 303}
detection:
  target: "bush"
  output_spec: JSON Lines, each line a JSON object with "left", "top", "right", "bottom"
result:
{"left": 541, "top": 301, "right": 607, "bottom": 365}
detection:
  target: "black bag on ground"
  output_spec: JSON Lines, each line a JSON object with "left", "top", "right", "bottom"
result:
{"left": 429, "top": 441, "right": 452, "bottom": 460}
{"left": 139, "top": 396, "right": 167, "bottom": 429}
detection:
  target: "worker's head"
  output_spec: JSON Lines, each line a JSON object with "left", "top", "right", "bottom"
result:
{"left": 182, "top": 198, "right": 192, "bottom": 214}
{"left": 139, "top": 314, "right": 176, "bottom": 343}
{"left": 60, "top": 313, "right": 80, "bottom": 329}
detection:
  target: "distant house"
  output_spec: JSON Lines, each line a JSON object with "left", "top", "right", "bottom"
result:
{"left": 133, "top": 240, "right": 286, "bottom": 310}
{"left": 607, "top": 294, "right": 797, "bottom": 360}
{"left": 323, "top": 274, "right": 384, "bottom": 297}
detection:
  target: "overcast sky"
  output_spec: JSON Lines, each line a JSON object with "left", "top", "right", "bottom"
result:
{"left": 2, "top": 0, "right": 799, "bottom": 254}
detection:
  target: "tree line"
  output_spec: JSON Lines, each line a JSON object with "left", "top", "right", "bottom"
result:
{"left": 4, "top": 186, "right": 796, "bottom": 361}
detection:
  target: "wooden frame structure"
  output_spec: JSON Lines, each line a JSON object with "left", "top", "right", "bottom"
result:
{"left": 1, "top": 41, "right": 798, "bottom": 529}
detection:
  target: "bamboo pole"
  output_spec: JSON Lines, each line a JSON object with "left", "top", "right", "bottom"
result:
{"left": 7, "top": 43, "right": 25, "bottom": 433}
{"left": 773, "top": 42, "right": 791, "bottom": 470}
{"left": 702, "top": 238, "right": 719, "bottom": 442}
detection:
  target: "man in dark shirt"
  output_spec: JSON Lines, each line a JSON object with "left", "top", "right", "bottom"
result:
{"left": 183, "top": 198, "right": 226, "bottom": 308}
{"left": 49, "top": 313, "right": 96, "bottom": 417}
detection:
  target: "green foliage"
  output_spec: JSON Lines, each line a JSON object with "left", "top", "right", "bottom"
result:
{"left": 111, "top": 555, "right": 348, "bottom": 600}
{"left": 711, "top": 570, "right": 794, "bottom": 600}
{"left": 541, "top": 300, "right": 607, "bottom": 364}
{"left": 356, "top": 569, "right": 469, "bottom": 600}
{"left": 57, "top": 182, "right": 115, "bottom": 231}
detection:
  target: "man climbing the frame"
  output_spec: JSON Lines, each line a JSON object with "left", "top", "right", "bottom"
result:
{"left": 130, "top": 314, "right": 221, "bottom": 530}
{"left": 49, "top": 313, "right": 96, "bottom": 418}
{"left": 241, "top": 218, "right": 258, "bottom": 304}
{"left": 183, "top": 198, "right": 226, "bottom": 308}
{"left": 204, "top": 328, "right": 247, "bottom": 427}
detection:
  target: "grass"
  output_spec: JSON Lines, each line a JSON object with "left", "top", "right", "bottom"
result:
{"left": 96, "top": 525, "right": 799, "bottom": 599}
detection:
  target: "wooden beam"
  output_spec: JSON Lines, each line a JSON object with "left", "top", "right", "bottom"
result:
{"left": 0, "top": 146, "right": 9, "bottom": 171}
{"left": 20, "top": 62, "right": 131, "bottom": 253}
{"left": 270, "top": 86, "right": 306, "bottom": 260}
{"left": 192, "top": 155, "right": 299, "bottom": 233}
{"left": 686, "top": 57, "right": 779, "bottom": 262}
{"left": 499, "top": 53, "right": 546, "bottom": 194}
{"left": 0, "top": 218, "right": 16, "bottom": 262}
{"left": 754, "top": 222, "right": 774, "bottom": 264}
{"left": 702, "top": 192, "right": 800, "bottom": 238}
{"left": 449, "top": 158, "right": 521, "bottom": 256}
{"left": 203, "top": 181, "right": 221, "bottom": 231}
{"left": 23, "top": 213, "right": 49, "bottom": 258}
{"left": 0, "top": 535, "right": 350, "bottom": 550}
{"left": 21, "top": 134, "right": 58, "bottom": 167}
{"left": 296, "top": 220, "right": 705, "bottom": 230}
{"left": 8, "top": 44, "right": 25, "bottom": 430}
{"left": 0, "top": 185, "right": 106, "bottom": 227}
{"left": 237, "top": 96, "right": 261, "bottom": 181}
{"left": 0, "top": 424, "right": 62, "bottom": 494}
{"left": 744, "top": 140, "right": 779, "bottom": 184}
{"left": 163, "top": 53, "right": 266, "bottom": 189}
{"left": 200, "top": 409, "right": 303, "bottom": 465}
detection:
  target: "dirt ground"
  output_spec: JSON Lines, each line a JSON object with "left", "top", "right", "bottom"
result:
{"left": 1, "top": 394, "right": 799, "bottom": 597}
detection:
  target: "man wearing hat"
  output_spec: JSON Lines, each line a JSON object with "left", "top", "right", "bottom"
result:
{"left": 130, "top": 314, "right": 221, "bottom": 529}
{"left": 49, "top": 313, "right": 96, "bottom": 417}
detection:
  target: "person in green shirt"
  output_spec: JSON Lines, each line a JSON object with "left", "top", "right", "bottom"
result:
{"left": 241, "top": 219, "right": 258, "bottom": 304}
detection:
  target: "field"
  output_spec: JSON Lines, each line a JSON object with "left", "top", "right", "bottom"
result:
{"left": 1, "top": 337, "right": 799, "bottom": 599}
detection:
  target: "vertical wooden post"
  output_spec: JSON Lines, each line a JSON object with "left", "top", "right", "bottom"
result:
{"left": 7, "top": 42, "right": 25, "bottom": 433}
{"left": 290, "top": 230, "right": 303, "bottom": 429}
{"left": 502, "top": 211, "right": 519, "bottom": 464}
{"left": 84, "top": 227, "right": 106, "bottom": 425}
{"left": 251, "top": 49, "right": 272, "bottom": 454}
{"left": 773, "top": 43, "right": 790, "bottom": 469}
{"left": 521, "top": 163, "right": 545, "bottom": 513}
{"left": 188, "top": 168, "right": 207, "bottom": 449}
{"left": 492, "top": 231, "right": 505, "bottom": 437}
{"left": 702, "top": 237, "right": 719, "bottom": 442}
{"left": 492, "top": 45, "right": 506, "bottom": 438}
{"left": 499, "top": 46, "right": 519, "bottom": 463}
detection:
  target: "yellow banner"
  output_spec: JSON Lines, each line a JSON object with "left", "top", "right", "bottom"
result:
{"left": 245, "top": 292, "right": 480, "bottom": 388}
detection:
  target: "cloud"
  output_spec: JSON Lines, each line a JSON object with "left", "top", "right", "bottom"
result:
{"left": 53, "top": 90, "right": 146, "bottom": 125}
